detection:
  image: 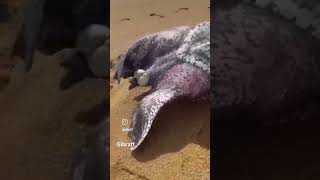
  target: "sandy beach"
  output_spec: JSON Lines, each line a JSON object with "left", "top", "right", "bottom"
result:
{"left": 0, "top": 0, "right": 210, "bottom": 179}
{"left": 110, "top": 0, "right": 210, "bottom": 179}
{"left": 0, "top": 52, "right": 107, "bottom": 180}
{"left": 0, "top": 1, "right": 107, "bottom": 179}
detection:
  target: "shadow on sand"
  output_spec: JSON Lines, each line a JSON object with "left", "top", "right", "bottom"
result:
{"left": 131, "top": 99, "right": 210, "bottom": 162}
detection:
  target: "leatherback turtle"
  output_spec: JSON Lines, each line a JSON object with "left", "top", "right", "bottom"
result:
{"left": 212, "top": 1, "right": 320, "bottom": 128}
{"left": 115, "top": 22, "right": 210, "bottom": 150}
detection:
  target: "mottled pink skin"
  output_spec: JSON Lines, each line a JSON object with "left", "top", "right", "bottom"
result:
{"left": 130, "top": 63, "right": 210, "bottom": 150}
{"left": 157, "top": 63, "right": 210, "bottom": 99}
{"left": 124, "top": 22, "right": 210, "bottom": 150}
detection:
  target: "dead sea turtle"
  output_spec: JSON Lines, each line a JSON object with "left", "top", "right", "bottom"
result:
{"left": 212, "top": 1, "right": 320, "bottom": 127}
{"left": 115, "top": 22, "right": 210, "bottom": 150}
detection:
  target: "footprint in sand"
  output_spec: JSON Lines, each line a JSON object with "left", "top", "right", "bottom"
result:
{"left": 120, "top": 18, "right": 130, "bottom": 21}
{"left": 149, "top": 13, "right": 165, "bottom": 18}
{"left": 175, "top": 7, "right": 189, "bottom": 12}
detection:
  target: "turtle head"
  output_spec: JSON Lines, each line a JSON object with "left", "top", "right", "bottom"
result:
{"left": 114, "top": 51, "right": 150, "bottom": 84}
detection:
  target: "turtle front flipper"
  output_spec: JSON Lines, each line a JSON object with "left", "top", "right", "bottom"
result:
{"left": 130, "top": 63, "right": 209, "bottom": 150}
{"left": 130, "top": 88, "right": 178, "bottom": 150}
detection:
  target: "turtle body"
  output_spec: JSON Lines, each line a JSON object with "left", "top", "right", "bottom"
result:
{"left": 116, "top": 22, "right": 210, "bottom": 150}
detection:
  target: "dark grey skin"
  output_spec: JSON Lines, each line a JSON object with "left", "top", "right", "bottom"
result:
{"left": 114, "top": 26, "right": 191, "bottom": 87}
{"left": 217, "top": 0, "right": 320, "bottom": 39}
{"left": 212, "top": 1, "right": 320, "bottom": 125}
{"left": 212, "top": 1, "right": 320, "bottom": 178}
{"left": 248, "top": 0, "right": 320, "bottom": 39}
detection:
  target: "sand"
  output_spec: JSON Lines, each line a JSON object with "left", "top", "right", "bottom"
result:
{"left": 0, "top": 0, "right": 210, "bottom": 179}
{"left": 0, "top": 21, "right": 19, "bottom": 90}
{"left": 0, "top": 51, "right": 108, "bottom": 180}
{"left": 110, "top": 0, "right": 210, "bottom": 179}
{"left": 0, "top": 0, "right": 24, "bottom": 89}
{"left": 0, "top": 3, "right": 107, "bottom": 179}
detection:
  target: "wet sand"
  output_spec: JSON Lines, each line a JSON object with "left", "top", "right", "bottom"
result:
{"left": 110, "top": 0, "right": 210, "bottom": 179}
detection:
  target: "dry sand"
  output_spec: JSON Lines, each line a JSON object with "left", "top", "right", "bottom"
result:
{"left": 0, "top": 21, "right": 19, "bottom": 90}
{"left": 110, "top": 0, "right": 210, "bottom": 179}
{"left": 0, "top": 3, "right": 107, "bottom": 179}
{"left": 0, "top": 51, "right": 107, "bottom": 180}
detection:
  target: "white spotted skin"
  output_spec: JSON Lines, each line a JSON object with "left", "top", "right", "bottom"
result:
{"left": 116, "top": 22, "right": 209, "bottom": 86}
{"left": 176, "top": 22, "right": 210, "bottom": 74}
{"left": 155, "top": 26, "right": 190, "bottom": 41}
{"left": 140, "top": 22, "right": 210, "bottom": 87}
{"left": 131, "top": 88, "right": 177, "bottom": 150}
{"left": 131, "top": 63, "right": 209, "bottom": 150}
